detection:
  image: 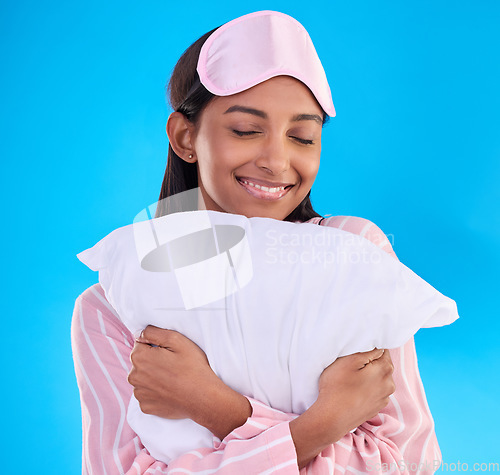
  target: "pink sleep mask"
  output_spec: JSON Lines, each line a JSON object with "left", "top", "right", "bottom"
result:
{"left": 197, "top": 10, "right": 336, "bottom": 117}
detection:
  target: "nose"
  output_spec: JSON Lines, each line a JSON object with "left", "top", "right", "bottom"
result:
{"left": 254, "top": 134, "right": 290, "bottom": 175}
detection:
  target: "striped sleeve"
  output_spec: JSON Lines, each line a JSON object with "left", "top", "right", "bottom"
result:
{"left": 310, "top": 215, "right": 397, "bottom": 259}
{"left": 71, "top": 284, "right": 300, "bottom": 474}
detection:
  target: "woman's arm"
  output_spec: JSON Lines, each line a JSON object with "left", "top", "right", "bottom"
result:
{"left": 71, "top": 285, "right": 301, "bottom": 474}
{"left": 307, "top": 215, "right": 442, "bottom": 473}
{"left": 128, "top": 325, "right": 253, "bottom": 440}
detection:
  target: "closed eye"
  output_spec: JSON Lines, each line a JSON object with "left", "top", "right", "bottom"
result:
{"left": 232, "top": 129, "right": 260, "bottom": 136}
{"left": 291, "top": 136, "right": 314, "bottom": 145}
{"left": 232, "top": 130, "right": 314, "bottom": 145}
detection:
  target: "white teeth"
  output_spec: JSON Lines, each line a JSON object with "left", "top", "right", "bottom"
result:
{"left": 241, "top": 179, "right": 286, "bottom": 193}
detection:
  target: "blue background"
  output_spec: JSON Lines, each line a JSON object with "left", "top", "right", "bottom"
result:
{"left": 1, "top": 0, "right": 498, "bottom": 472}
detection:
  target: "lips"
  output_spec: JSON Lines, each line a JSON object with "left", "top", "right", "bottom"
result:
{"left": 236, "top": 177, "right": 294, "bottom": 200}
{"left": 236, "top": 176, "right": 294, "bottom": 189}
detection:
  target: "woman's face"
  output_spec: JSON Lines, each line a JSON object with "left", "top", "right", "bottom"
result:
{"left": 191, "top": 76, "right": 324, "bottom": 220}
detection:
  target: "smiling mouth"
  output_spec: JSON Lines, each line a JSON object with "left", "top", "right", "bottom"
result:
{"left": 236, "top": 177, "right": 294, "bottom": 200}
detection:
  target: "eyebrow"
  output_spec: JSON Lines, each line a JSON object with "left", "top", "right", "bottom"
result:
{"left": 224, "top": 105, "right": 323, "bottom": 125}
{"left": 224, "top": 105, "right": 266, "bottom": 119}
{"left": 292, "top": 113, "right": 323, "bottom": 126}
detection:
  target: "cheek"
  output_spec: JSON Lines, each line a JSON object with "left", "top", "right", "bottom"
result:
{"left": 298, "top": 154, "right": 321, "bottom": 183}
{"left": 204, "top": 140, "right": 254, "bottom": 176}
{"left": 198, "top": 128, "right": 235, "bottom": 160}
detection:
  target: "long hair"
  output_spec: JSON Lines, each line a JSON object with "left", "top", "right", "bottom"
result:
{"left": 155, "top": 27, "right": 328, "bottom": 222}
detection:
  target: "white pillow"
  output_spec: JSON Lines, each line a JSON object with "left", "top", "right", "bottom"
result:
{"left": 77, "top": 210, "right": 458, "bottom": 464}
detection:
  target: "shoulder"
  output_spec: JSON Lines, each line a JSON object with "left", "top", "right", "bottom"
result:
{"left": 306, "top": 215, "right": 397, "bottom": 259}
{"left": 72, "top": 283, "right": 134, "bottom": 348}
{"left": 73, "top": 283, "right": 130, "bottom": 333}
{"left": 75, "top": 283, "right": 119, "bottom": 317}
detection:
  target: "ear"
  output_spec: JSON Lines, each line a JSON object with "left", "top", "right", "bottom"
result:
{"left": 166, "top": 112, "right": 197, "bottom": 163}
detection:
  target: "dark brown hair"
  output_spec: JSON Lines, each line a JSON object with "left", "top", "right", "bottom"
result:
{"left": 155, "top": 27, "right": 327, "bottom": 222}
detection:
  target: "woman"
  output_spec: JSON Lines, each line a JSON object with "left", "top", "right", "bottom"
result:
{"left": 72, "top": 11, "right": 441, "bottom": 474}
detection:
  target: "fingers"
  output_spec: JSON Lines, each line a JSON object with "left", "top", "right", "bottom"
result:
{"left": 375, "top": 348, "right": 394, "bottom": 374}
{"left": 347, "top": 347, "right": 385, "bottom": 370}
{"left": 136, "top": 325, "right": 177, "bottom": 348}
{"left": 372, "top": 349, "right": 396, "bottom": 399}
{"left": 136, "top": 325, "right": 162, "bottom": 345}
{"left": 365, "top": 347, "right": 385, "bottom": 362}
{"left": 128, "top": 336, "right": 169, "bottom": 386}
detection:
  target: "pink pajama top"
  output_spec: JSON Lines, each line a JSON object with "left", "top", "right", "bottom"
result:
{"left": 71, "top": 215, "right": 442, "bottom": 474}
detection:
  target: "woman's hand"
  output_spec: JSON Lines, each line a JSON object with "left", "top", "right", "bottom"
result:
{"left": 318, "top": 347, "right": 395, "bottom": 432}
{"left": 290, "top": 348, "right": 395, "bottom": 468}
{"left": 127, "top": 326, "right": 251, "bottom": 440}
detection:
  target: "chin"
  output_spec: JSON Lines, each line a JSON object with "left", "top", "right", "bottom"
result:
{"left": 241, "top": 208, "right": 289, "bottom": 221}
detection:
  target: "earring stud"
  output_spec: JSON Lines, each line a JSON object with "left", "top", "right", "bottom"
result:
{"left": 188, "top": 154, "right": 193, "bottom": 159}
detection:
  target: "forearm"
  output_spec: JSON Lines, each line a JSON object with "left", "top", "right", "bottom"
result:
{"left": 289, "top": 401, "right": 346, "bottom": 469}
{"left": 189, "top": 389, "right": 421, "bottom": 474}
{"left": 191, "top": 375, "right": 347, "bottom": 470}
{"left": 191, "top": 378, "right": 253, "bottom": 440}
{"left": 73, "top": 289, "right": 297, "bottom": 473}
